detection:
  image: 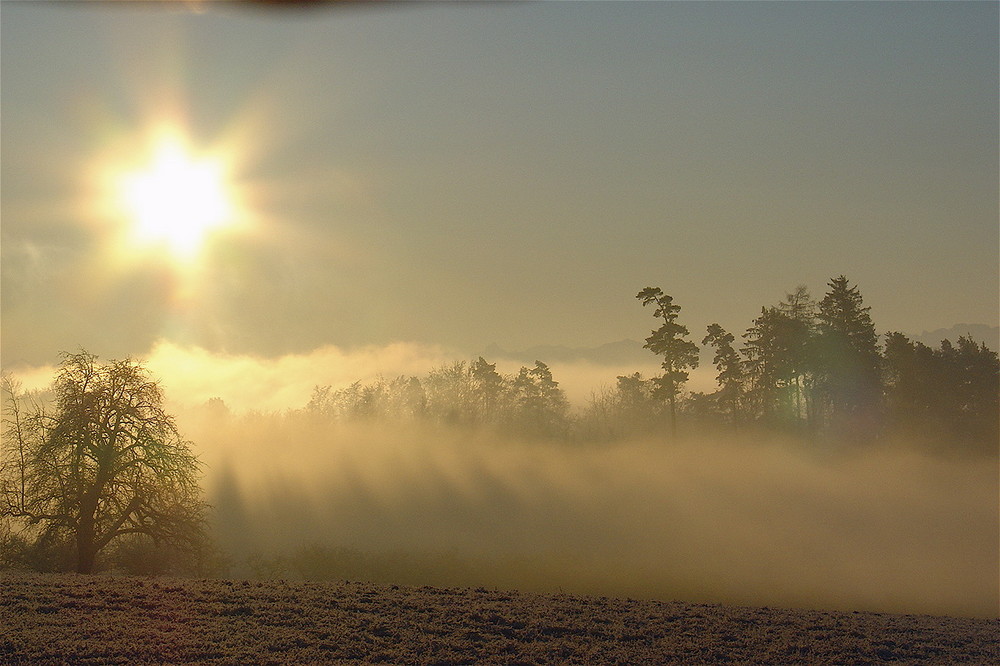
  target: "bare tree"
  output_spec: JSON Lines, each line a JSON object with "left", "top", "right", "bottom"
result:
{"left": 1, "top": 351, "right": 208, "bottom": 573}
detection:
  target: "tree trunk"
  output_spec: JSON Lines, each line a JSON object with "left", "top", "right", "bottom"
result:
{"left": 76, "top": 490, "right": 100, "bottom": 574}
{"left": 668, "top": 390, "right": 677, "bottom": 438}
{"left": 76, "top": 532, "right": 97, "bottom": 574}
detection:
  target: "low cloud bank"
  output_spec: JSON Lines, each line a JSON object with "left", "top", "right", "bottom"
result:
{"left": 188, "top": 415, "right": 998, "bottom": 618}
{"left": 144, "top": 340, "right": 465, "bottom": 412}
{"left": 5, "top": 340, "right": 669, "bottom": 412}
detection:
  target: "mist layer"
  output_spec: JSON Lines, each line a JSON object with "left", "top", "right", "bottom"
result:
{"left": 187, "top": 414, "right": 998, "bottom": 618}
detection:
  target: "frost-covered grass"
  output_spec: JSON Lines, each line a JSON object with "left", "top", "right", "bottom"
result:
{"left": 2, "top": 571, "right": 997, "bottom": 664}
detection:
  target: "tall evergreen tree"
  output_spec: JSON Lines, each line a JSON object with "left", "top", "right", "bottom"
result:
{"left": 508, "top": 361, "right": 569, "bottom": 437}
{"left": 470, "top": 357, "right": 505, "bottom": 425}
{"left": 741, "top": 287, "right": 817, "bottom": 431}
{"left": 703, "top": 324, "right": 743, "bottom": 426}
{"left": 815, "top": 276, "right": 880, "bottom": 434}
{"left": 742, "top": 307, "right": 802, "bottom": 427}
{"left": 636, "top": 287, "right": 699, "bottom": 436}
{"left": 776, "top": 286, "right": 818, "bottom": 427}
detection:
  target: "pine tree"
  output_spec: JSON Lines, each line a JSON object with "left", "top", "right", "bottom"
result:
{"left": 815, "top": 275, "right": 880, "bottom": 435}
{"left": 743, "top": 308, "right": 795, "bottom": 426}
{"left": 703, "top": 323, "right": 743, "bottom": 426}
{"left": 742, "top": 294, "right": 816, "bottom": 431}
{"left": 509, "top": 361, "right": 569, "bottom": 437}
{"left": 776, "top": 286, "right": 817, "bottom": 427}
{"left": 470, "top": 357, "right": 506, "bottom": 425}
{"left": 636, "top": 287, "right": 699, "bottom": 437}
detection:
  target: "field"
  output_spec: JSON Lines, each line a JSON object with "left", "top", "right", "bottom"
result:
{"left": 2, "top": 572, "right": 997, "bottom": 664}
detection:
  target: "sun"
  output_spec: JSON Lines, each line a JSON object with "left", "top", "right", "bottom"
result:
{"left": 116, "top": 132, "right": 235, "bottom": 261}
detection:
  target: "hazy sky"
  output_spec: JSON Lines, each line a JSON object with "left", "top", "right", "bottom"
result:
{"left": 3, "top": 1, "right": 997, "bottom": 374}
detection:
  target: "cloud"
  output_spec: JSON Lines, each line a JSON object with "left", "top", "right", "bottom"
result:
{"left": 144, "top": 341, "right": 670, "bottom": 412}
{"left": 143, "top": 339, "right": 462, "bottom": 412}
{"left": 5, "top": 340, "right": 694, "bottom": 413}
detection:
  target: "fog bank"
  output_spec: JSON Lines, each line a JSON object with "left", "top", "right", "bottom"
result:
{"left": 4, "top": 340, "right": 667, "bottom": 411}
{"left": 184, "top": 414, "right": 998, "bottom": 618}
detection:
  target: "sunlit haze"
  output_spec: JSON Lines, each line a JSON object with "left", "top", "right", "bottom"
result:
{"left": 1, "top": 0, "right": 997, "bottom": 622}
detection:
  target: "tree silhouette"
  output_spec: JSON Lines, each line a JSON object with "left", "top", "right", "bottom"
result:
{"left": 581, "top": 372, "right": 666, "bottom": 440}
{"left": 1, "top": 351, "right": 208, "bottom": 573}
{"left": 508, "top": 361, "right": 569, "bottom": 437}
{"left": 470, "top": 357, "right": 506, "bottom": 426}
{"left": 743, "top": 307, "right": 793, "bottom": 425}
{"left": 298, "top": 277, "right": 996, "bottom": 450}
{"left": 882, "top": 332, "right": 932, "bottom": 424}
{"left": 743, "top": 299, "right": 816, "bottom": 430}
{"left": 636, "top": 287, "right": 699, "bottom": 436}
{"left": 425, "top": 361, "right": 477, "bottom": 425}
{"left": 776, "top": 286, "right": 818, "bottom": 427}
{"left": 948, "top": 336, "right": 999, "bottom": 446}
{"left": 703, "top": 324, "right": 743, "bottom": 427}
{"left": 883, "top": 332, "right": 999, "bottom": 450}
{"left": 815, "top": 276, "right": 880, "bottom": 434}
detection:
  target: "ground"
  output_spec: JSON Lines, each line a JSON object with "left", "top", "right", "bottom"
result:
{"left": 2, "top": 572, "right": 997, "bottom": 664}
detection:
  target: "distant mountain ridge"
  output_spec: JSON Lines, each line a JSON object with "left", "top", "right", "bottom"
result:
{"left": 911, "top": 324, "right": 998, "bottom": 352}
{"left": 483, "top": 324, "right": 998, "bottom": 366}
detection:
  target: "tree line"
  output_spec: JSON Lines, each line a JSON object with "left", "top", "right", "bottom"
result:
{"left": 629, "top": 276, "right": 997, "bottom": 452}
{"left": 304, "top": 358, "right": 570, "bottom": 439}
{"left": 300, "top": 275, "right": 997, "bottom": 452}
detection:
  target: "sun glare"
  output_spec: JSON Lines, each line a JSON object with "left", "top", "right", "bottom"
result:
{"left": 117, "top": 134, "right": 235, "bottom": 261}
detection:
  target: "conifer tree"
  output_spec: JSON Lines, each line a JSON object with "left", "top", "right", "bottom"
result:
{"left": 815, "top": 276, "right": 880, "bottom": 433}
{"left": 777, "top": 286, "right": 817, "bottom": 427}
{"left": 703, "top": 324, "right": 743, "bottom": 426}
{"left": 743, "top": 308, "right": 795, "bottom": 425}
{"left": 470, "top": 357, "right": 505, "bottom": 425}
{"left": 509, "top": 361, "right": 569, "bottom": 437}
{"left": 636, "top": 287, "right": 699, "bottom": 436}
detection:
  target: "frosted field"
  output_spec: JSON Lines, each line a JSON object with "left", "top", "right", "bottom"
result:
{"left": 3, "top": 572, "right": 997, "bottom": 664}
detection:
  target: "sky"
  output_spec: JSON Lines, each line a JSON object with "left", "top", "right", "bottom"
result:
{"left": 2, "top": 1, "right": 998, "bottom": 407}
